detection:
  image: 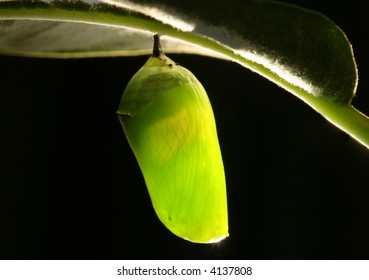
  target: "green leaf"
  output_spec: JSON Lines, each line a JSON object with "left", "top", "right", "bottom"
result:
{"left": 0, "top": 0, "right": 368, "bottom": 148}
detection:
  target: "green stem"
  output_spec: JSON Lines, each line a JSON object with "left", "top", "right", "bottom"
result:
{"left": 308, "top": 101, "right": 369, "bottom": 149}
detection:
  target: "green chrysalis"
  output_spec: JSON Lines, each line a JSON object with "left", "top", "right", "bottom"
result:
{"left": 117, "top": 34, "right": 228, "bottom": 243}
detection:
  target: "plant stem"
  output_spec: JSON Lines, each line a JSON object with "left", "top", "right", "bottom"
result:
{"left": 302, "top": 98, "right": 369, "bottom": 149}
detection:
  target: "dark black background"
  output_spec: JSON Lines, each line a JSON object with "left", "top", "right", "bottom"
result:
{"left": 1, "top": 0, "right": 368, "bottom": 259}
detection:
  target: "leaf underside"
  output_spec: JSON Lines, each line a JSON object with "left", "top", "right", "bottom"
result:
{"left": 0, "top": 0, "right": 357, "bottom": 103}
{"left": 1, "top": 0, "right": 368, "bottom": 148}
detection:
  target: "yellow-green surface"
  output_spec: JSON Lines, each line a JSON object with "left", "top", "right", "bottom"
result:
{"left": 117, "top": 51, "right": 228, "bottom": 243}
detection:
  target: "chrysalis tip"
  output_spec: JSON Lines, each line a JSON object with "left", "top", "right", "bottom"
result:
{"left": 207, "top": 235, "right": 228, "bottom": 244}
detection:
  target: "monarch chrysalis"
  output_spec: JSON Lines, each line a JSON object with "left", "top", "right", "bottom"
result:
{"left": 117, "top": 34, "right": 228, "bottom": 243}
